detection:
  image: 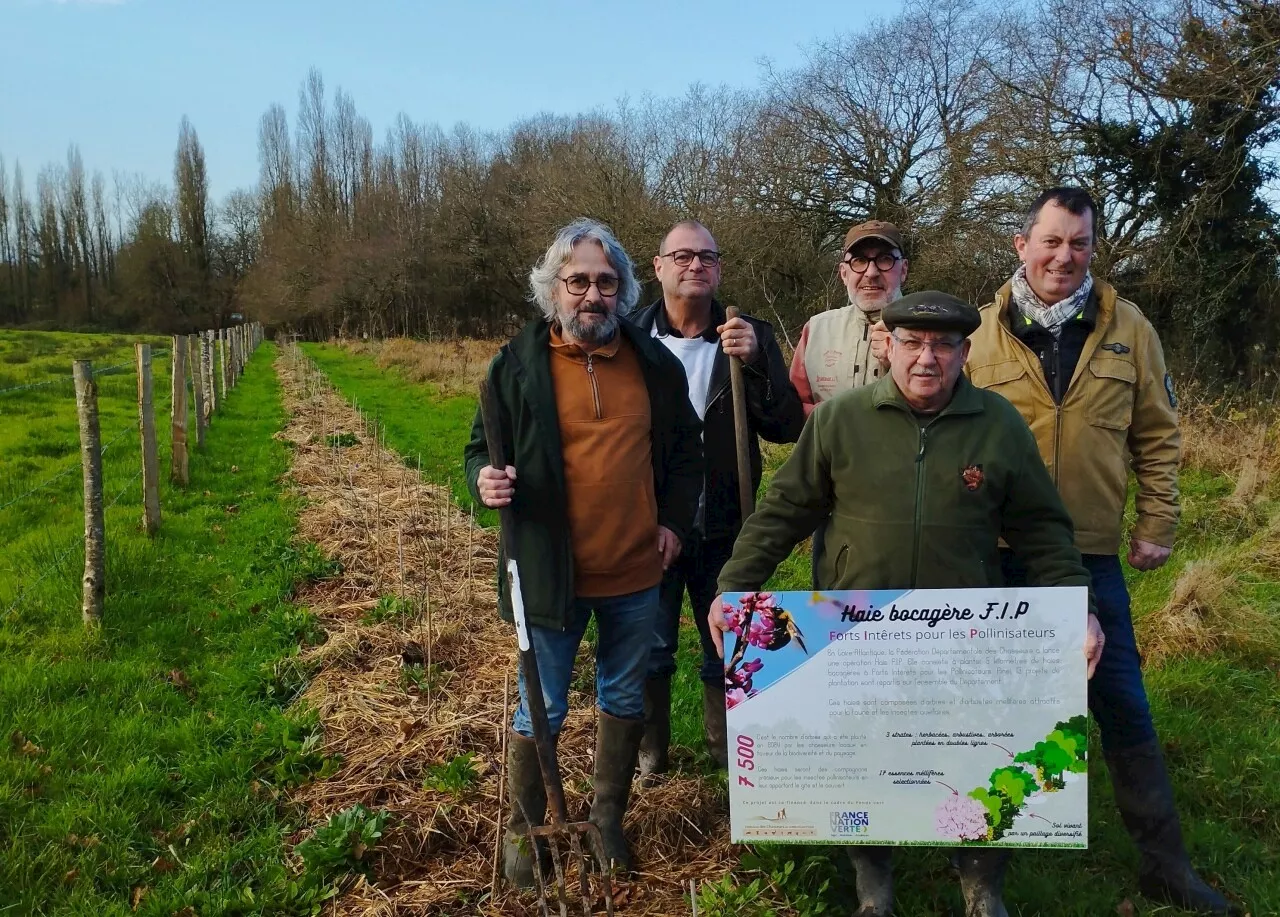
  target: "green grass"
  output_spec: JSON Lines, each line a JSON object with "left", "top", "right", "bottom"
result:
{"left": 299, "top": 342, "right": 1278, "bottom": 916}
{"left": 0, "top": 341, "right": 341, "bottom": 916}
{"left": 298, "top": 342, "right": 493, "bottom": 525}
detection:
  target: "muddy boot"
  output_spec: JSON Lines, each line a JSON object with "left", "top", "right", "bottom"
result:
{"left": 1106, "top": 741, "right": 1241, "bottom": 915}
{"left": 502, "top": 731, "right": 548, "bottom": 889}
{"left": 703, "top": 681, "right": 729, "bottom": 769}
{"left": 637, "top": 676, "right": 671, "bottom": 782}
{"left": 589, "top": 711, "right": 645, "bottom": 873}
{"left": 846, "top": 846, "right": 893, "bottom": 916}
{"left": 956, "top": 848, "right": 1010, "bottom": 917}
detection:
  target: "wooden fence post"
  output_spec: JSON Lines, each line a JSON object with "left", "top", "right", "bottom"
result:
{"left": 189, "top": 334, "right": 206, "bottom": 448}
{"left": 73, "top": 361, "right": 105, "bottom": 627}
{"left": 171, "top": 336, "right": 189, "bottom": 484}
{"left": 218, "top": 330, "right": 228, "bottom": 399}
{"left": 202, "top": 331, "right": 217, "bottom": 419}
{"left": 136, "top": 344, "right": 161, "bottom": 535}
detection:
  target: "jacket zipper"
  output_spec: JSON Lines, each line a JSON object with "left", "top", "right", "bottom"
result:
{"left": 910, "top": 420, "right": 932, "bottom": 585}
{"left": 1051, "top": 339, "right": 1062, "bottom": 487}
{"left": 585, "top": 355, "right": 601, "bottom": 419}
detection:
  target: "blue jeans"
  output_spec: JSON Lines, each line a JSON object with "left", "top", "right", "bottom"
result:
{"left": 648, "top": 536, "right": 736, "bottom": 686}
{"left": 512, "top": 586, "right": 660, "bottom": 738}
{"left": 1000, "top": 551, "right": 1157, "bottom": 752}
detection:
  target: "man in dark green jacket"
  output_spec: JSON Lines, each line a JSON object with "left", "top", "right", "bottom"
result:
{"left": 464, "top": 218, "right": 703, "bottom": 885}
{"left": 709, "top": 291, "right": 1102, "bottom": 917}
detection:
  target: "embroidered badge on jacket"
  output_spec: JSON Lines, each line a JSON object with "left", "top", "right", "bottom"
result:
{"left": 962, "top": 464, "right": 984, "bottom": 492}
{"left": 1100, "top": 342, "right": 1131, "bottom": 355}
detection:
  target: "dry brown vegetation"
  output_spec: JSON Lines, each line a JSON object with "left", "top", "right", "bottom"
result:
{"left": 331, "top": 337, "right": 500, "bottom": 398}
{"left": 275, "top": 345, "right": 732, "bottom": 916}
{"left": 1137, "top": 393, "right": 1280, "bottom": 663}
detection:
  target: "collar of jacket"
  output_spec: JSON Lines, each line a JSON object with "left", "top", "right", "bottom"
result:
{"left": 993, "top": 274, "right": 1118, "bottom": 332}
{"left": 637, "top": 297, "right": 725, "bottom": 342}
{"left": 871, "top": 372, "right": 986, "bottom": 418}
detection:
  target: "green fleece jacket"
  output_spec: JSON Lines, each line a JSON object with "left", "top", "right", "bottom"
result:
{"left": 718, "top": 374, "right": 1093, "bottom": 602}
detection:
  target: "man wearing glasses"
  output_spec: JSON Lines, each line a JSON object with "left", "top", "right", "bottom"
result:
{"left": 708, "top": 291, "right": 1101, "bottom": 917}
{"left": 966, "top": 188, "right": 1237, "bottom": 915}
{"left": 465, "top": 218, "right": 703, "bottom": 883}
{"left": 788, "top": 219, "right": 908, "bottom": 417}
{"left": 632, "top": 220, "right": 803, "bottom": 776}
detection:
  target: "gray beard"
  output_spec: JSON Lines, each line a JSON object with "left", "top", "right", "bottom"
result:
{"left": 563, "top": 309, "right": 619, "bottom": 347}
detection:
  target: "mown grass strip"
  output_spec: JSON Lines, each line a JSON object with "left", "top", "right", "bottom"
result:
{"left": 0, "top": 343, "right": 338, "bottom": 916}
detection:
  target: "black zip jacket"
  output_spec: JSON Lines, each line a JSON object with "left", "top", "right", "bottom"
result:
{"left": 632, "top": 299, "right": 804, "bottom": 539}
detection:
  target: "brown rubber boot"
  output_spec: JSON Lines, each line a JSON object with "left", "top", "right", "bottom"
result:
{"left": 637, "top": 676, "right": 671, "bottom": 782}
{"left": 847, "top": 846, "right": 893, "bottom": 916}
{"left": 502, "top": 731, "right": 547, "bottom": 888}
{"left": 703, "top": 681, "right": 729, "bottom": 769}
{"left": 955, "top": 848, "right": 1010, "bottom": 917}
{"left": 589, "top": 711, "right": 645, "bottom": 872}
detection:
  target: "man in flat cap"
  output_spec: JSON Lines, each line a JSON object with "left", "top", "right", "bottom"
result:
{"left": 708, "top": 291, "right": 1104, "bottom": 917}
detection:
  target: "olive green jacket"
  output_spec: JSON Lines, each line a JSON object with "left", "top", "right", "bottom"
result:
{"left": 718, "top": 375, "right": 1092, "bottom": 600}
{"left": 967, "top": 278, "right": 1181, "bottom": 554}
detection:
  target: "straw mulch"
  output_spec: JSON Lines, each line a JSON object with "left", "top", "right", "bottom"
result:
{"left": 274, "top": 346, "right": 735, "bottom": 915}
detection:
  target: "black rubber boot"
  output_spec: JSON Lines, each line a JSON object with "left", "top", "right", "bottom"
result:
{"left": 703, "top": 681, "right": 729, "bottom": 769}
{"left": 589, "top": 711, "right": 645, "bottom": 873}
{"left": 955, "top": 848, "right": 1011, "bottom": 917}
{"left": 502, "top": 731, "right": 547, "bottom": 889}
{"left": 1106, "top": 740, "right": 1241, "bottom": 915}
{"left": 637, "top": 676, "right": 671, "bottom": 782}
{"left": 846, "top": 846, "right": 893, "bottom": 916}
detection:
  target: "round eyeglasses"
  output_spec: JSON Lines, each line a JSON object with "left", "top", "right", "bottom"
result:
{"left": 891, "top": 333, "right": 963, "bottom": 357}
{"left": 558, "top": 274, "right": 620, "bottom": 296}
{"left": 846, "top": 253, "right": 902, "bottom": 273}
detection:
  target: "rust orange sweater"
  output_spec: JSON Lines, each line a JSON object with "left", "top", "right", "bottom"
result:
{"left": 549, "top": 328, "right": 661, "bottom": 597}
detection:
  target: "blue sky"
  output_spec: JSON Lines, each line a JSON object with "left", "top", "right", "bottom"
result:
{"left": 2, "top": 0, "right": 904, "bottom": 202}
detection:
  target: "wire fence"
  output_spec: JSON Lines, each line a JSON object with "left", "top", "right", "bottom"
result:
{"left": 0, "top": 325, "right": 264, "bottom": 625}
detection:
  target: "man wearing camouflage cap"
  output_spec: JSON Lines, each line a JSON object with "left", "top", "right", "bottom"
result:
{"left": 709, "top": 292, "right": 1103, "bottom": 917}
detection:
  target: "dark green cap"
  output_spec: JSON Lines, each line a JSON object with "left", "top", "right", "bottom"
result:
{"left": 882, "top": 291, "right": 980, "bottom": 337}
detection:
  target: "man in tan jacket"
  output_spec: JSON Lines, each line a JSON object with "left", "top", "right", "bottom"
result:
{"left": 967, "top": 187, "right": 1238, "bottom": 916}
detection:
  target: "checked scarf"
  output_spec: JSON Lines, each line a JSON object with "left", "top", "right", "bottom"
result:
{"left": 1009, "top": 265, "right": 1094, "bottom": 338}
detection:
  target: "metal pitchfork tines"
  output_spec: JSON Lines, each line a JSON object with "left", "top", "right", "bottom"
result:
{"left": 480, "top": 380, "right": 615, "bottom": 917}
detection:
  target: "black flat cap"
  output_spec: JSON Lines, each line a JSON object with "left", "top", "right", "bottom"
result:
{"left": 883, "top": 291, "right": 981, "bottom": 337}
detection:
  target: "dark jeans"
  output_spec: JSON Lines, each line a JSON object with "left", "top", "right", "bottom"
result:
{"left": 1000, "top": 550, "right": 1157, "bottom": 752}
{"left": 648, "top": 535, "right": 736, "bottom": 687}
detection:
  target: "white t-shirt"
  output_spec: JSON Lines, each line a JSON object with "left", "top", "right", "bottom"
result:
{"left": 652, "top": 326, "right": 718, "bottom": 533}
{"left": 652, "top": 330, "right": 718, "bottom": 420}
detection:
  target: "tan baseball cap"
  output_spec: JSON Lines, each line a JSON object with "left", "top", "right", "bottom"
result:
{"left": 843, "top": 220, "right": 905, "bottom": 255}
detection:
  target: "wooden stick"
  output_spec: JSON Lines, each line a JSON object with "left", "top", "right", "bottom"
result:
{"left": 491, "top": 670, "right": 511, "bottom": 899}
{"left": 726, "top": 306, "right": 755, "bottom": 520}
{"left": 74, "top": 361, "right": 105, "bottom": 626}
{"left": 188, "top": 334, "right": 206, "bottom": 448}
{"left": 135, "top": 343, "right": 161, "bottom": 535}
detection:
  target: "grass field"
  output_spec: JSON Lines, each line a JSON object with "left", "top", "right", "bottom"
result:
{"left": 0, "top": 335, "right": 339, "bottom": 916}
{"left": 303, "top": 337, "right": 1279, "bottom": 917}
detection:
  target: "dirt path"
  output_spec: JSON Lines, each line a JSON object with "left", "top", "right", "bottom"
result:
{"left": 274, "top": 346, "right": 731, "bottom": 915}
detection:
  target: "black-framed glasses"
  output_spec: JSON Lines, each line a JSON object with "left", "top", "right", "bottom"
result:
{"left": 660, "top": 249, "right": 722, "bottom": 268}
{"left": 558, "top": 273, "right": 620, "bottom": 296}
{"left": 891, "top": 333, "right": 964, "bottom": 358}
{"left": 846, "top": 253, "right": 902, "bottom": 273}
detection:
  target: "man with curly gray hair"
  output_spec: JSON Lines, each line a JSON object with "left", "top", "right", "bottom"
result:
{"left": 465, "top": 217, "right": 703, "bottom": 883}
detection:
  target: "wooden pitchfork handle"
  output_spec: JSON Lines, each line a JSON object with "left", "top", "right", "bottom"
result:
{"left": 478, "top": 380, "right": 572, "bottom": 826}
{"left": 726, "top": 306, "right": 755, "bottom": 520}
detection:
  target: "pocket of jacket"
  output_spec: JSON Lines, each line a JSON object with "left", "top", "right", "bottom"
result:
{"left": 1085, "top": 357, "right": 1137, "bottom": 431}
{"left": 832, "top": 543, "right": 850, "bottom": 582}
{"left": 969, "top": 360, "right": 1035, "bottom": 418}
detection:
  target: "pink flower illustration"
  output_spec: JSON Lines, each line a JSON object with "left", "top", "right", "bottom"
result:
{"left": 934, "top": 794, "right": 990, "bottom": 841}
{"left": 726, "top": 657, "right": 765, "bottom": 694}
{"left": 725, "top": 688, "right": 750, "bottom": 710}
